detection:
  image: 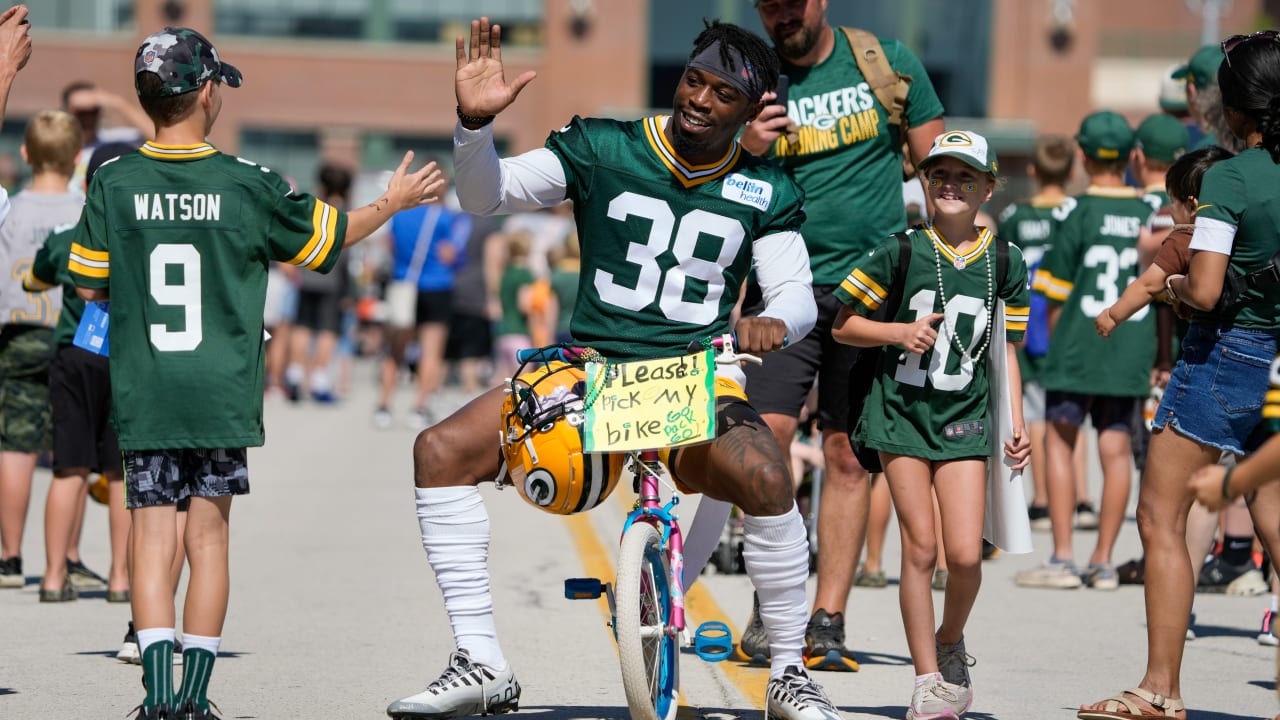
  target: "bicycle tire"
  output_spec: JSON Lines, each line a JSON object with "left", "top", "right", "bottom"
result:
{"left": 614, "top": 521, "right": 679, "bottom": 720}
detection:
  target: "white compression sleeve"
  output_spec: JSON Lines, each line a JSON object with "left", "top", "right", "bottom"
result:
{"left": 741, "top": 504, "right": 809, "bottom": 677}
{"left": 417, "top": 486, "right": 506, "bottom": 670}
{"left": 453, "top": 122, "right": 568, "bottom": 215}
{"left": 752, "top": 230, "right": 817, "bottom": 341}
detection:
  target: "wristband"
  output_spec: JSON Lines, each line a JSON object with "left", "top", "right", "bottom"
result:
{"left": 1221, "top": 466, "right": 1235, "bottom": 501}
{"left": 1164, "top": 274, "right": 1181, "bottom": 302}
{"left": 456, "top": 105, "right": 496, "bottom": 128}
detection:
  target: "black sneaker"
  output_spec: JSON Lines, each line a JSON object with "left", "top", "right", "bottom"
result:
{"left": 804, "top": 609, "right": 859, "bottom": 672}
{"left": 1198, "top": 555, "right": 1268, "bottom": 595}
{"left": 175, "top": 699, "right": 222, "bottom": 720}
{"left": 129, "top": 704, "right": 170, "bottom": 719}
{"left": 733, "top": 592, "right": 770, "bottom": 665}
{"left": 118, "top": 621, "right": 141, "bottom": 664}
{"left": 66, "top": 558, "right": 108, "bottom": 590}
{"left": 0, "top": 556, "right": 23, "bottom": 588}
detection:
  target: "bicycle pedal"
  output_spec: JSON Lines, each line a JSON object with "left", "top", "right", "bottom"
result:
{"left": 693, "top": 621, "right": 733, "bottom": 662}
{"left": 564, "top": 577, "right": 605, "bottom": 599}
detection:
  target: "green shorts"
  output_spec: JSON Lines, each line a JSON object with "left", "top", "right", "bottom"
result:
{"left": 0, "top": 326, "right": 53, "bottom": 453}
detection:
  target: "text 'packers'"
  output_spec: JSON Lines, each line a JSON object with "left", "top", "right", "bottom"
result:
{"left": 133, "top": 192, "right": 222, "bottom": 222}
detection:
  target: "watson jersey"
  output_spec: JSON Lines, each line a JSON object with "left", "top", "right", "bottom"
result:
{"left": 835, "top": 227, "right": 1029, "bottom": 460}
{"left": 769, "top": 30, "right": 944, "bottom": 285}
{"left": 546, "top": 116, "right": 806, "bottom": 360}
{"left": 0, "top": 192, "right": 83, "bottom": 328}
{"left": 1194, "top": 148, "right": 1280, "bottom": 330}
{"left": 26, "top": 225, "right": 81, "bottom": 347}
{"left": 1034, "top": 187, "right": 1156, "bottom": 396}
{"left": 68, "top": 142, "right": 349, "bottom": 449}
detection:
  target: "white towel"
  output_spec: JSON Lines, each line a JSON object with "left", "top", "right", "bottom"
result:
{"left": 984, "top": 301, "right": 1034, "bottom": 554}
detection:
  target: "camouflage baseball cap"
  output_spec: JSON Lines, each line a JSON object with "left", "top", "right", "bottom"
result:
{"left": 134, "top": 27, "right": 243, "bottom": 98}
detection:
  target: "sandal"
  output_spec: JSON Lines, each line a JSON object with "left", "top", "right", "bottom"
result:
{"left": 1077, "top": 687, "right": 1185, "bottom": 719}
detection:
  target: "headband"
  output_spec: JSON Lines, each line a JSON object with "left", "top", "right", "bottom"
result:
{"left": 686, "top": 40, "right": 764, "bottom": 101}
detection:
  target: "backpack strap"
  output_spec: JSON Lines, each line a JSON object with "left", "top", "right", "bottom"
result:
{"left": 883, "top": 230, "right": 912, "bottom": 319}
{"left": 840, "top": 27, "right": 913, "bottom": 131}
{"left": 994, "top": 235, "right": 1010, "bottom": 290}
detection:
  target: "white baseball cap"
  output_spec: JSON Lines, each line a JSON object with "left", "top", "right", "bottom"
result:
{"left": 918, "top": 130, "right": 999, "bottom": 177}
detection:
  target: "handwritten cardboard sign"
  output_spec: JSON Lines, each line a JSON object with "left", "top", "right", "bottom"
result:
{"left": 582, "top": 350, "right": 716, "bottom": 452}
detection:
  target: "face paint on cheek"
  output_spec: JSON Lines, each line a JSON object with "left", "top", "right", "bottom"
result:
{"left": 963, "top": 183, "right": 978, "bottom": 192}
{"left": 929, "top": 178, "right": 942, "bottom": 188}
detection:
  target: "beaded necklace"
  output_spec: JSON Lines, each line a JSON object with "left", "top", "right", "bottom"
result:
{"left": 925, "top": 224, "right": 994, "bottom": 363}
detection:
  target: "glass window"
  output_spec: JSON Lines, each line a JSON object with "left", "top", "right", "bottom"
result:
{"left": 239, "top": 128, "right": 322, "bottom": 194}
{"left": 217, "top": 0, "right": 543, "bottom": 45}
{"left": 26, "top": 0, "right": 131, "bottom": 32}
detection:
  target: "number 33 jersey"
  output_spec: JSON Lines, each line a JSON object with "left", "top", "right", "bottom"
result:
{"left": 68, "top": 142, "right": 349, "bottom": 449}
{"left": 545, "top": 116, "right": 806, "bottom": 360}
{"left": 836, "top": 227, "right": 1029, "bottom": 460}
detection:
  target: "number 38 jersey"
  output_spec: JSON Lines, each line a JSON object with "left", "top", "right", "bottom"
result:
{"left": 1033, "top": 187, "right": 1155, "bottom": 397}
{"left": 836, "top": 227, "right": 1029, "bottom": 460}
{"left": 545, "top": 116, "right": 806, "bottom": 360}
{"left": 68, "top": 142, "right": 349, "bottom": 450}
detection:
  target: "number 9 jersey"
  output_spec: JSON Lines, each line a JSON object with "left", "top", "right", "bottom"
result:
{"left": 67, "top": 141, "right": 349, "bottom": 450}
{"left": 545, "top": 116, "right": 806, "bottom": 361}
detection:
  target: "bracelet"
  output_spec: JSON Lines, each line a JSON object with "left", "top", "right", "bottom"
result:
{"left": 1164, "top": 274, "right": 1181, "bottom": 302}
{"left": 1221, "top": 465, "right": 1235, "bottom": 501}
{"left": 456, "top": 105, "right": 496, "bottom": 128}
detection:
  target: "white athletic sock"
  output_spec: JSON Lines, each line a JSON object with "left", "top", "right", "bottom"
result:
{"left": 310, "top": 368, "right": 333, "bottom": 393}
{"left": 137, "top": 627, "right": 176, "bottom": 653}
{"left": 417, "top": 486, "right": 506, "bottom": 670}
{"left": 180, "top": 633, "right": 220, "bottom": 655}
{"left": 741, "top": 504, "right": 808, "bottom": 678}
{"left": 284, "top": 363, "right": 304, "bottom": 385}
{"left": 1271, "top": 593, "right": 1278, "bottom": 614}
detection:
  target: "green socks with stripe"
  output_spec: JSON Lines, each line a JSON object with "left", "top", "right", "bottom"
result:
{"left": 140, "top": 639, "right": 175, "bottom": 709}
{"left": 175, "top": 640, "right": 218, "bottom": 711}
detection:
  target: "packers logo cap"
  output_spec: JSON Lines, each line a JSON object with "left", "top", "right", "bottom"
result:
{"left": 918, "top": 130, "right": 999, "bottom": 177}
{"left": 1172, "top": 44, "right": 1225, "bottom": 91}
{"left": 1076, "top": 110, "right": 1134, "bottom": 161}
{"left": 1135, "top": 113, "right": 1190, "bottom": 163}
{"left": 135, "top": 27, "right": 243, "bottom": 98}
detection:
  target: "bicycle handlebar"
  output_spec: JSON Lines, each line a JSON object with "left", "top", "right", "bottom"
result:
{"left": 515, "top": 332, "right": 789, "bottom": 368}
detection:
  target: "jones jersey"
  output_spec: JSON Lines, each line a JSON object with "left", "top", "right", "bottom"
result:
{"left": 68, "top": 142, "right": 349, "bottom": 449}
{"left": 26, "top": 225, "right": 81, "bottom": 348}
{"left": 0, "top": 192, "right": 83, "bottom": 328}
{"left": 546, "top": 116, "right": 806, "bottom": 360}
{"left": 1034, "top": 187, "right": 1156, "bottom": 396}
{"left": 769, "top": 30, "right": 944, "bottom": 285}
{"left": 835, "top": 226, "right": 1029, "bottom": 460}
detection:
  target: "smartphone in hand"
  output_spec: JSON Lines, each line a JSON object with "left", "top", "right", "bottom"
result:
{"left": 775, "top": 74, "right": 789, "bottom": 108}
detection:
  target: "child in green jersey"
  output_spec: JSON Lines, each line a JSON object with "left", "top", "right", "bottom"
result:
{"left": 832, "top": 131, "right": 1030, "bottom": 720}
{"left": 68, "top": 28, "right": 443, "bottom": 720}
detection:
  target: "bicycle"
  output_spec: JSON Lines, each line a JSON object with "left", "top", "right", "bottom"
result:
{"left": 510, "top": 335, "right": 760, "bottom": 720}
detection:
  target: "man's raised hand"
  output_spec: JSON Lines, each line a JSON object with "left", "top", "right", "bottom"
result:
{"left": 455, "top": 16, "right": 537, "bottom": 121}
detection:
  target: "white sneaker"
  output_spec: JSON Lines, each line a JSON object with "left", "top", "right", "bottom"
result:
{"left": 907, "top": 673, "right": 967, "bottom": 720}
{"left": 116, "top": 621, "right": 140, "bottom": 665}
{"left": 387, "top": 650, "right": 520, "bottom": 719}
{"left": 765, "top": 665, "right": 842, "bottom": 720}
{"left": 373, "top": 407, "right": 393, "bottom": 430}
{"left": 1014, "top": 560, "right": 1083, "bottom": 589}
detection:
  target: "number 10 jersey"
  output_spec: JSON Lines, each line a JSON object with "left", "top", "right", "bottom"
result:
{"left": 68, "top": 142, "right": 348, "bottom": 450}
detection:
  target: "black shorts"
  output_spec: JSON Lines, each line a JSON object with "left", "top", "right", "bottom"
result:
{"left": 446, "top": 312, "right": 493, "bottom": 360}
{"left": 49, "top": 344, "right": 120, "bottom": 474}
{"left": 1045, "top": 392, "right": 1140, "bottom": 433}
{"left": 416, "top": 290, "right": 454, "bottom": 326}
{"left": 294, "top": 288, "right": 343, "bottom": 334}
{"left": 740, "top": 284, "right": 857, "bottom": 432}
{"left": 123, "top": 448, "right": 250, "bottom": 509}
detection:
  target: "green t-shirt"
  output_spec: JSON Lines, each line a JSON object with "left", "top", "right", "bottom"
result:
{"left": 834, "top": 226, "right": 1029, "bottom": 460}
{"left": 1034, "top": 187, "right": 1156, "bottom": 396}
{"left": 997, "top": 194, "right": 1066, "bottom": 381}
{"left": 68, "top": 142, "right": 349, "bottom": 449}
{"left": 545, "top": 115, "right": 806, "bottom": 360}
{"left": 768, "top": 31, "right": 945, "bottom": 285}
{"left": 1193, "top": 148, "right": 1280, "bottom": 329}
{"left": 498, "top": 264, "right": 534, "bottom": 336}
{"left": 27, "top": 225, "right": 81, "bottom": 347}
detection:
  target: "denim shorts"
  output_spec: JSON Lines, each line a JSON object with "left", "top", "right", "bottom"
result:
{"left": 1153, "top": 324, "right": 1279, "bottom": 455}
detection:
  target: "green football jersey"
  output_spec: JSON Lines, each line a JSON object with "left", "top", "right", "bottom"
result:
{"left": 546, "top": 116, "right": 806, "bottom": 360}
{"left": 768, "top": 30, "right": 945, "bottom": 285}
{"left": 26, "top": 224, "right": 81, "bottom": 348}
{"left": 68, "top": 142, "right": 349, "bottom": 449}
{"left": 997, "top": 194, "right": 1066, "bottom": 381}
{"left": 1034, "top": 187, "right": 1156, "bottom": 396}
{"left": 1193, "top": 148, "right": 1280, "bottom": 330}
{"left": 834, "top": 226, "right": 1029, "bottom": 460}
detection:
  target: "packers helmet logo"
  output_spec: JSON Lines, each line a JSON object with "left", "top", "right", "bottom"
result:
{"left": 939, "top": 131, "right": 975, "bottom": 147}
{"left": 524, "top": 469, "right": 557, "bottom": 507}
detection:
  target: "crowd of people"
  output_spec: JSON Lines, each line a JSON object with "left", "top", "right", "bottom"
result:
{"left": 3, "top": 0, "right": 1280, "bottom": 718}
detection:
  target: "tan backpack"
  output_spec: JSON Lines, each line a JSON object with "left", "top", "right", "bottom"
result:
{"left": 839, "top": 26, "right": 913, "bottom": 131}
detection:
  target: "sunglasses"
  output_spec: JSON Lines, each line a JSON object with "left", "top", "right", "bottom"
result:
{"left": 1221, "top": 29, "right": 1280, "bottom": 66}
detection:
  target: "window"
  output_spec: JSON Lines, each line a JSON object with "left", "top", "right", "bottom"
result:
{"left": 239, "top": 128, "right": 322, "bottom": 194}
{"left": 217, "top": 0, "right": 543, "bottom": 45}
{"left": 25, "top": 0, "right": 131, "bottom": 32}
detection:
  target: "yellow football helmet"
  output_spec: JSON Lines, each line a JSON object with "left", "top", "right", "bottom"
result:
{"left": 501, "top": 361, "right": 624, "bottom": 515}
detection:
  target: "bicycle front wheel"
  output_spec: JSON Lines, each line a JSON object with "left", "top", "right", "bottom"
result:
{"left": 614, "top": 521, "right": 679, "bottom": 720}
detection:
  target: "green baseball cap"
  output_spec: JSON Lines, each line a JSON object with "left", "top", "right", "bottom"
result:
{"left": 134, "top": 27, "right": 243, "bottom": 98}
{"left": 1076, "top": 111, "right": 1134, "bottom": 161}
{"left": 1172, "top": 45, "right": 1224, "bottom": 90}
{"left": 917, "top": 130, "right": 999, "bottom": 177}
{"left": 1135, "top": 113, "right": 1190, "bottom": 163}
